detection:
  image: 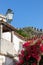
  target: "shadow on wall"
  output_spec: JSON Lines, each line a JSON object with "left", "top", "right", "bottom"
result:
{"left": 2, "top": 58, "right": 18, "bottom": 65}
{"left": 2, "top": 63, "right": 5, "bottom": 65}
{"left": 2, "top": 56, "right": 14, "bottom": 65}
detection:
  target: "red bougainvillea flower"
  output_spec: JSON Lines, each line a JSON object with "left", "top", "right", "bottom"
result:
{"left": 36, "top": 39, "right": 41, "bottom": 46}
{"left": 21, "top": 50, "right": 24, "bottom": 55}
{"left": 23, "top": 42, "right": 30, "bottom": 48}
{"left": 32, "top": 63, "right": 37, "bottom": 65}
{"left": 16, "top": 62, "right": 20, "bottom": 65}
{"left": 31, "top": 53, "right": 39, "bottom": 60}
{"left": 35, "top": 55, "right": 39, "bottom": 60}
{"left": 40, "top": 44, "right": 43, "bottom": 52}
{"left": 16, "top": 36, "right": 43, "bottom": 65}
{"left": 41, "top": 36, "right": 43, "bottom": 40}
{"left": 26, "top": 55, "right": 31, "bottom": 61}
{"left": 19, "top": 54, "right": 24, "bottom": 60}
{"left": 19, "top": 60, "right": 24, "bottom": 64}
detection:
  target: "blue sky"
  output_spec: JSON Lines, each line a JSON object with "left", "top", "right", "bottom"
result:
{"left": 0, "top": 0, "right": 43, "bottom": 29}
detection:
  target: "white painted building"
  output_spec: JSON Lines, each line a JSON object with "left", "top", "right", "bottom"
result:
{"left": 2, "top": 31, "right": 25, "bottom": 53}
{"left": 0, "top": 13, "right": 43, "bottom": 65}
{"left": 0, "top": 14, "right": 26, "bottom": 65}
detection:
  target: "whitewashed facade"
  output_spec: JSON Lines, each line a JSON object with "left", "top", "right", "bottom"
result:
{"left": 0, "top": 14, "right": 25, "bottom": 65}
{"left": 2, "top": 32, "right": 25, "bottom": 53}
{"left": 2, "top": 32, "right": 25, "bottom": 65}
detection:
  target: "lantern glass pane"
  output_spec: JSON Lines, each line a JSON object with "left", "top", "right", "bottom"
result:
{"left": 6, "top": 13, "right": 13, "bottom": 20}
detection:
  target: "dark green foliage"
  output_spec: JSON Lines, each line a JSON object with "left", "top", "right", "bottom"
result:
{"left": 15, "top": 27, "right": 43, "bottom": 39}
{"left": 16, "top": 27, "right": 35, "bottom": 39}
{"left": 16, "top": 29, "right": 28, "bottom": 37}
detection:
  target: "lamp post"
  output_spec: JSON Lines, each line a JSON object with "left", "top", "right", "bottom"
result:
{"left": 6, "top": 9, "right": 14, "bottom": 23}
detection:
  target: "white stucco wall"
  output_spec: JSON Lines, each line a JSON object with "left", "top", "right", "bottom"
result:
{"left": 2, "top": 32, "right": 25, "bottom": 53}
{"left": 13, "top": 34, "right": 24, "bottom": 52}
{"left": 0, "top": 55, "right": 5, "bottom": 65}
{"left": 1, "top": 38, "right": 14, "bottom": 55}
{"left": 2, "top": 32, "right": 11, "bottom": 42}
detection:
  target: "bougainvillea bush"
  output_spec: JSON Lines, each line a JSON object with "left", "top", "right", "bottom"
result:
{"left": 16, "top": 36, "right": 43, "bottom": 65}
